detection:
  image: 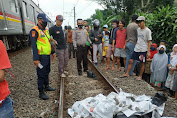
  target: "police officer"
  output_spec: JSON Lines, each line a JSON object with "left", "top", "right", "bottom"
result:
{"left": 29, "top": 13, "right": 56, "bottom": 100}
{"left": 73, "top": 19, "right": 92, "bottom": 76}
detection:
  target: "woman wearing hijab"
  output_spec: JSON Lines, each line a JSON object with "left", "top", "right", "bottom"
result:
{"left": 150, "top": 45, "right": 168, "bottom": 88}
{"left": 165, "top": 44, "right": 177, "bottom": 96}
{"left": 143, "top": 43, "right": 158, "bottom": 83}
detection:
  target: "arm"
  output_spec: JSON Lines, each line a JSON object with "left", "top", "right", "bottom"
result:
{"left": 29, "top": 29, "right": 40, "bottom": 66}
{"left": 147, "top": 40, "right": 152, "bottom": 58}
{"left": 102, "top": 37, "right": 105, "bottom": 51}
{"left": 89, "top": 30, "right": 95, "bottom": 42}
{"left": 0, "top": 69, "right": 5, "bottom": 82}
{"left": 72, "top": 30, "right": 77, "bottom": 48}
{"left": 112, "top": 29, "right": 117, "bottom": 51}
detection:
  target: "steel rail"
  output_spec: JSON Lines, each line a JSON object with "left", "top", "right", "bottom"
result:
{"left": 57, "top": 58, "right": 119, "bottom": 118}
{"left": 58, "top": 78, "right": 64, "bottom": 118}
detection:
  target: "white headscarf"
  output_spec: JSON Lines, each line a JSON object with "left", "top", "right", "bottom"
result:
{"left": 170, "top": 44, "right": 177, "bottom": 67}
{"left": 159, "top": 45, "right": 166, "bottom": 52}
{"left": 171, "top": 44, "right": 177, "bottom": 59}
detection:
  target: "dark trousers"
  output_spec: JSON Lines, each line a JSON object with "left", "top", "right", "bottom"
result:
{"left": 76, "top": 46, "right": 88, "bottom": 72}
{"left": 87, "top": 45, "right": 93, "bottom": 61}
{"left": 36, "top": 55, "right": 50, "bottom": 91}
{"left": 68, "top": 43, "right": 75, "bottom": 59}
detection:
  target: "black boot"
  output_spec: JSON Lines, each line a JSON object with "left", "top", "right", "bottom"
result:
{"left": 39, "top": 91, "right": 49, "bottom": 100}
{"left": 44, "top": 85, "right": 56, "bottom": 91}
{"left": 78, "top": 71, "right": 82, "bottom": 76}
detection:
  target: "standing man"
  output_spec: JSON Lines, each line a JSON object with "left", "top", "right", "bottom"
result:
{"left": 125, "top": 15, "right": 139, "bottom": 76}
{"left": 112, "top": 20, "right": 127, "bottom": 72}
{"left": 73, "top": 19, "right": 92, "bottom": 76}
{"left": 49, "top": 15, "right": 69, "bottom": 78}
{"left": 67, "top": 26, "right": 75, "bottom": 59}
{"left": 89, "top": 19, "right": 103, "bottom": 66}
{"left": 83, "top": 20, "right": 91, "bottom": 32}
{"left": 105, "top": 19, "right": 118, "bottom": 70}
{"left": 120, "top": 16, "right": 152, "bottom": 80}
{"left": 30, "top": 13, "right": 56, "bottom": 100}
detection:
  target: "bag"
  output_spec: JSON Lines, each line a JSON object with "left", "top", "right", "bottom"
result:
{"left": 151, "top": 92, "right": 168, "bottom": 106}
{"left": 87, "top": 70, "right": 97, "bottom": 80}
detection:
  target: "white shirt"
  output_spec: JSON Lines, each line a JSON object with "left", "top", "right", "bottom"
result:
{"left": 134, "top": 27, "right": 152, "bottom": 52}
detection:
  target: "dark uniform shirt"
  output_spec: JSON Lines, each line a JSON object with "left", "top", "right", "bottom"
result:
{"left": 49, "top": 25, "right": 66, "bottom": 50}
{"left": 29, "top": 24, "right": 45, "bottom": 61}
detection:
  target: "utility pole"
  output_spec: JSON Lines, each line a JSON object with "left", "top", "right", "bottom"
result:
{"left": 74, "top": 6, "right": 76, "bottom": 28}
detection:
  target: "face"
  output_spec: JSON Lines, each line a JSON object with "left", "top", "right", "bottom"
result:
{"left": 119, "top": 21, "right": 124, "bottom": 29}
{"left": 137, "top": 21, "right": 145, "bottom": 28}
{"left": 56, "top": 19, "right": 63, "bottom": 26}
{"left": 103, "top": 28, "right": 108, "bottom": 31}
{"left": 173, "top": 46, "right": 177, "bottom": 52}
{"left": 160, "top": 42, "right": 165, "bottom": 46}
{"left": 160, "top": 47, "right": 164, "bottom": 51}
{"left": 77, "top": 20, "right": 83, "bottom": 26}
{"left": 112, "top": 22, "right": 117, "bottom": 28}
{"left": 83, "top": 21, "right": 88, "bottom": 26}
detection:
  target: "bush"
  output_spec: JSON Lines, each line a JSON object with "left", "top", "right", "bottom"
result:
{"left": 137, "top": 5, "right": 177, "bottom": 52}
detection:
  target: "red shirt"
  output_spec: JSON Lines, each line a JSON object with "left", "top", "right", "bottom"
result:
{"left": 115, "top": 29, "right": 127, "bottom": 48}
{"left": 0, "top": 40, "right": 11, "bottom": 102}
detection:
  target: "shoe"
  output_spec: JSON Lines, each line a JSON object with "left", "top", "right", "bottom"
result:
{"left": 39, "top": 91, "right": 49, "bottom": 100}
{"left": 64, "top": 71, "right": 68, "bottom": 75}
{"left": 78, "top": 71, "right": 82, "bottom": 76}
{"left": 45, "top": 85, "right": 56, "bottom": 91}
{"left": 94, "top": 63, "right": 98, "bottom": 67}
{"left": 60, "top": 73, "right": 66, "bottom": 78}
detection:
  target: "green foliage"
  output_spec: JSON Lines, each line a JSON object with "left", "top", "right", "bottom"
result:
{"left": 137, "top": 5, "right": 177, "bottom": 52}
{"left": 87, "top": 9, "right": 121, "bottom": 29}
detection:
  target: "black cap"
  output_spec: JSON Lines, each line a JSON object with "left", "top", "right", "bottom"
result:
{"left": 37, "top": 13, "right": 51, "bottom": 22}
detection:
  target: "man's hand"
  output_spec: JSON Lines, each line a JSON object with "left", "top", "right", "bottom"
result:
{"left": 95, "top": 38, "right": 98, "bottom": 41}
{"left": 123, "top": 45, "right": 126, "bottom": 50}
{"left": 112, "top": 47, "right": 115, "bottom": 52}
{"left": 52, "top": 54, "right": 56, "bottom": 62}
{"left": 147, "top": 51, "right": 151, "bottom": 58}
{"left": 97, "top": 34, "right": 102, "bottom": 37}
{"left": 33, "top": 60, "right": 40, "bottom": 67}
{"left": 53, "top": 40, "right": 58, "bottom": 45}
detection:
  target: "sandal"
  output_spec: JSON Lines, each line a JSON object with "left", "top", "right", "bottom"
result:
{"left": 136, "top": 77, "right": 142, "bottom": 81}
{"left": 117, "top": 69, "right": 121, "bottom": 72}
{"left": 105, "top": 67, "right": 110, "bottom": 70}
{"left": 111, "top": 67, "right": 115, "bottom": 70}
{"left": 120, "top": 74, "right": 129, "bottom": 78}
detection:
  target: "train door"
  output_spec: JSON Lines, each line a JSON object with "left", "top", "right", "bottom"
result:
{"left": 30, "top": 5, "right": 36, "bottom": 25}
{"left": 0, "top": 0, "right": 7, "bottom": 31}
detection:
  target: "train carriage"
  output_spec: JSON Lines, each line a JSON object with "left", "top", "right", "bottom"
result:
{"left": 0, "top": 0, "right": 54, "bottom": 50}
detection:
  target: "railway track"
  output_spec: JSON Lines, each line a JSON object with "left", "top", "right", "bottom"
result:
{"left": 57, "top": 59, "right": 119, "bottom": 118}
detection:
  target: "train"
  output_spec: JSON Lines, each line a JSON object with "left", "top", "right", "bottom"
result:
{"left": 0, "top": 0, "right": 54, "bottom": 50}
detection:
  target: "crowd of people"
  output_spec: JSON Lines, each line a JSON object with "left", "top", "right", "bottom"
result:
{"left": 64, "top": 15, "right": 177, "bottom": 99}
{"left": 1, "top": 12, "right": 177, "bottom": 118}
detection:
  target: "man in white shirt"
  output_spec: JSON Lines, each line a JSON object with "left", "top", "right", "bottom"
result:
{"left": 120, "top": 16, "right": 152, "bottom": 80}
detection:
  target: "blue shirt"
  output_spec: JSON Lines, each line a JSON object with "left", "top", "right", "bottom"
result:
{"left": 29, "top": 25, "right": 45, "bottom": 61}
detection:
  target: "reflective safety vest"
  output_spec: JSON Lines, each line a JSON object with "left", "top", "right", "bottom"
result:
{"left": 31, "top": 26, "right": 51, "bottom": 55}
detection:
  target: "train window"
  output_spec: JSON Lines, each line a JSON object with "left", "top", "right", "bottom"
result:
{"left": 30, "top": 5, "right": 36, "bottom": 23}
{"left": 9, "top": 0, "right": 18, "bottom": 13}
{"left": 22, "top": 1, "right": 28, "bottom": 18}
